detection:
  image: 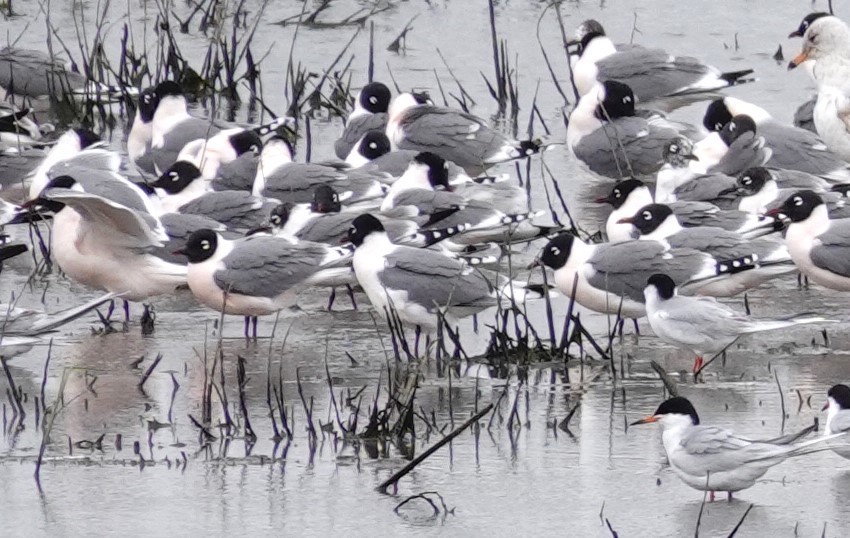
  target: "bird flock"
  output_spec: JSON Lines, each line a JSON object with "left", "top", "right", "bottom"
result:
{"left": 0, "top": 11, "right": 850, "bottom": 503}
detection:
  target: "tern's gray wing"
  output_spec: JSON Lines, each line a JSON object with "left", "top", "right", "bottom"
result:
{"left": 178, "top": 191, "right": 277, "bottom": 231}
{"left": 379, "top": 246, "right": 495, "bottom": 310}
{"left": 810, "top": 220, "right": 850, "bottom": 278}
{"left": 573, "top": 117, "right": 679, "bottom": 178}
{"left": 671, "top": 174, "right": 739, "bottom": 208}
{"left": 0, "top": 47, "right": 86, "bottom": 97}
{"left": 595, "top": 48, "right": 716, "bottom": 101}
{"left": 153, "top": 118, "right": 223, "bottom": 173}
{"left": 652, "top": 294, "right": 752, "bottom": 349}
{"left": 215, "top": 237, "right": 327, "bottom": 297}
{"left": 708, "top": 133, "right": 771, "bottom": 176}
{"left": 759, "top": 121, "right": 848, "bottom": 177}
{"left": 678, "top": 425, "right": 752, "bottom": 455}
{"left": 260, "top": 163, "right": 348, "bottom": 203}
{"left": 213, "top": 153, "right": 259, "bottom": 192}
{"left": 334, "top": 113, "right": 388, "bottom": 159}
{"left": 396, "top": 105, "right": 509, "bottom": 170}
{"left": 793, "top": 97, "right": 817, "bottom": 133}
{"left": 586, "top": 242, "right": 710, "bottom": 303}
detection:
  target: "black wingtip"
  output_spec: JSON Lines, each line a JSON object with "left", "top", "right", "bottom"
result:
{"left": 518, "top": 140, "right": 541, "bottom": 156}
{"left": 719, "top": 69, "right": 756, "bottom": 85}
{"left": 0, "top": 242, "right": 28, "bottom": 263}
{"left": 715, "top": 254, "right": 759, "bottom": 275}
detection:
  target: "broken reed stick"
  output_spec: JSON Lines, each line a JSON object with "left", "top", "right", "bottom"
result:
{"left": 377, "top": 403, "right": 494, "bottom": 493}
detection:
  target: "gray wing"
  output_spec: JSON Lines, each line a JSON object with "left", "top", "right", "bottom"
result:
{"left": 586, "top": 241, "right": 710, "bottom": 302}
{"left": 679, "top": 425, "right": 752, "bottom": 455}
{"left": 212, "top": 153, "right": 259, "bottom": 192}
{"left": 355, "top": 149, "right": 419, "bottom": 177}
{"left": 334, "top": 114, "right": 388, "bottom": 159}
{"left": 214, "top": 237, "right": 327, "bottom": 297}
{"left": 574, "top": 117, "right": 679, "bottom": 178}
{"left": 133, "top": 148, "right": 157, "bottom": 176}
{"left": 759, "top": 121, "right": 848, "bottom": 176}
{"left": 768, "top": 168, "right": 832, "bottom": 191}
{"left": 260, "top": 163, "right": 347, "bottom": 203}
{"left": 810, "top": 220, "right": 850, "bottom": 277}
{"left": 383, "top": 189, "right": 466, "bottom": 219}
{"left": 153, "top": 118, "right": 223, "bottom": 173}
{"left": 0, "top": 149, "right": 43, "bottom": 189}
{"left": 708, "top": 133, "right": 771, "bottom": 176}
{"left": 296, "top": 212, "right": 358, "bottom": 243}
{"left": 396, "top": 106, "right": 509, "bottom": 170}
{"left": 454, "top": 181, "right": 528, "bottom": 215}
{"left": 670, "top": 173, "right": 739, "bottom": 208}
{"left": 596, "top": 48, "right": 717, "bottom": 101}
{"left": 0, "top": 47, "right": 86, "bottom": 97}
{"left": 793, "top": 97, "right": 817, "bottom": 133}
{"left": 667, "top": 227, "right": 778, "bottom": 260}
{"left": 51, "top": 166, "right": 152, "bottom": 215}
{"left": 379, "top": 246, "right": 495, "bottom": 311}
{"left": 178, "top": 191, "right": 277, "bottom": 231}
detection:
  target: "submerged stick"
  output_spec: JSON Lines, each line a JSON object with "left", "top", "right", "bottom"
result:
{"left": 377, "top": 403, "right": 494, "bottom": 493}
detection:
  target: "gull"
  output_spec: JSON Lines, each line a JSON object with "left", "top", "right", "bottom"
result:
{"left": 334, "top": 82, "right": 392, "bottom": 159}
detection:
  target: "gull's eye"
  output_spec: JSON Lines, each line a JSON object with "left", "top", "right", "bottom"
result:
{"left": 642, "top": 211, "right": 652, "bottom": 221}
{"left": 200, "top": 239, "right": 210, "bottom": 250}
{"left": 332, "top": 194, "right": 339, "bottom": 202}
{"left": 728, "top": 122, "right": 737, "bottom": 132}
{"left": 369, "top": 96, "right": 378, "bottom": 104}
{"left": 169, "top": 171, "right": 179, "bottom": 182}
{"left": 613, "top": 189, "right": 621, "bottom": 198}
{"left": 368, "top": 142, "right": 378, "bottom": 150}
{"left": 669, "top": 144, "right": 679, "bottom": 153}
{"left": 714, "top": 122, "right": 724, "bottom": 130}
{"left": 270, "top": 215, "right": 281, "bottom": 225}
{"left": 622, "top": 95, "right": 632, "bottom": 104}
{"left": 143, "top": 95, "right": 151, "bottom": 103}
{"left": 794, "top": 196, "right": 804, "bottom": 206}
{"left": 550, "top": 246, "right": 560, "bottom": 256}
{"left": 742, "top": 177, "right": 752, "bottom": 186}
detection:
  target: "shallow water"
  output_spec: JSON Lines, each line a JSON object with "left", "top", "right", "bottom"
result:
{"left": 0, "top": 0, "right": 849, "bottom": 536}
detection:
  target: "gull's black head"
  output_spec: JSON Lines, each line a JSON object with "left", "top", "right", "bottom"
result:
{"left": 311, "top": 185, "right": 341, "bottom": 214}
{"left": 33, "top": 174, "right": 77, "bottom": 212}
{"left": 654, "top": 397, "right": 699, "bottom": 425}
{"left": 229, "top": 130, "right": 263, "bottom": 156}
{"left": 538, "top": 233, "right": 575, "bottom": 270}
{"left": 347, "top": 214, "right": 385, "bottom": 247}
{"left": 622, "top": 203, "right": 674, "bottom": 235}
{"left": 596, "top": 80, "right": 635, "bottom": 120}
{"left": 138, "top": 87, "right": 160, "bottom": 123}
{"left": 595, "top": 179, "right": 647, "bottom": 209}
{"left": 178, "top": 229, "right": 219, "bottom": 264}
{"left": 356, "top": 130, "right": 392, "bottom": 161}
{"left": 646, "top": 273, "right": 677, "bottom": 301}
{"left": 411, "top": 91, "right": 432, "bottom": 105}
{"left": 737, "top": 167, "right": 772, "bottom": 196}
{"left": 413, "top": 152, "right": 451, "bottom": 190}
{"left": 703, "top": 99, "right": 733, "bottom": 132}
{"left": 774, "top": 190, "right": 824, "bottom": 222}
{"left": 155, "top": 80, "right": 183, "bottom": 99}
{"left": 152, "top": 161, "right": 202, "bottom": 194}
{"left": 662, "top": 137, "right": 698, "bottom": 167}
{"left": 790, "top": 12, "right": 830, "bottom": 38}
{"left": 720, "top": 115, "right": 757, "bottom": 147}
{"left": 269, "top": 203, "right": 291, "bottom": 229}
{"left": 73, "top": 128, "right": 102, "bottom": 149}
{"left": 828, "top": 384, "right": 850, "bottom": 410}
{"left": 358, "top": 82, "right": 392, "bottom": 114}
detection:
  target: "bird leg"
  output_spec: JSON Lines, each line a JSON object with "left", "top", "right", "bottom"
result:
{"left": 327, "top": 287, "right": 337, "bottom": 311}
{"left": 243, "top": 316, "right": 251, "bottom": 339}
{"left": 140, "top": 304, "right": 156, "bottom": 335}
{"left": 632, "top": 318, "right": 640, "bottom": 336}
{"left": 692, "top": 356, "right": 704, "bottom": 374}
{"left": 251, "top": 316, "right": 258, "bottom": 339}
{"left": 414, "top": 325, "right": 422, "bottom": 356}
{"left": 709, "top": 490, "right": 715, "bottom": 502}
{"left": 345, "top": 284, "right": 358, "bottom": 310}
{"left": 123, "top": 300, "right": 131, "bottom": 323}
{"left": 105, "top": 299, "right": 115, "bottom": 321}
{"left": 727, "top": 491, "right": 733, "bottom": 502}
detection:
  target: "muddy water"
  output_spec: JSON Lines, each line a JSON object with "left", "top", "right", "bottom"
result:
{"left": 1, "top": 0, "right": 849, "bottom": 536}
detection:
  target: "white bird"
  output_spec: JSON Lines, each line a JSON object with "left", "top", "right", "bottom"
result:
{"left": 631, "top": 396, "right": 845, "bottom": 500}
{"left": 643, "top": 273, "right": 833, "bottom": 373}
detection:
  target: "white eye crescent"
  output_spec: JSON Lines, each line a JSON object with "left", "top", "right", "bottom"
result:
{"left": 200, "top": 239, "right": 210, "bottom": 250}
{"left": 369, "top": 96, "right": 378, "bottom": 104}
{"left": 794, "top": 197, "right": 803, "bottom": 206}
{"left": 642, "top": 211, "right": 652, "bottom": 220}
{"left": 368, "top": 142, "right": 377, "bottom": 149}
{"left": 551, "top": 246, "right": 560, "bottom": 256}
{"left": 613, "top": 190, "right": 621, "bottom": 198}
{"left": 169, "top": 171, "right": 179, "bottom": 181}
{"left": 622, "top": 96, "right": 632, "bottom": 104}
{"left": 669, "top": 144, "right": 679, "bottom": 153}
{"left": 742, "top": 177, "right": 751, "bottom": 185}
